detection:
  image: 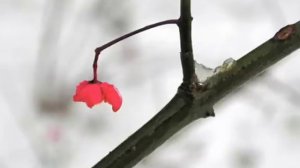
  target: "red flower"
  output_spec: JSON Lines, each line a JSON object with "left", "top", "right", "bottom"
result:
{"left": 73, "top": 80, "right": 122, "bottom": 112}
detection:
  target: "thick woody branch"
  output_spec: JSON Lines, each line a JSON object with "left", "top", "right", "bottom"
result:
{"left": 93, "top": 21, "right": 300, "bottom": 168}
{"left": 200, "top": 23, "right": 300, "bottom": 105}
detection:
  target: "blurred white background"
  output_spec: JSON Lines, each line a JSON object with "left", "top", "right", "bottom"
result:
{"left": 1, "top": 0, "right": 300, "bottom": 167}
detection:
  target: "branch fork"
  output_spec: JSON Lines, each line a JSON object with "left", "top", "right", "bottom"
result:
{"left": 90, "top": 0, "right": 300, "bottom": 167}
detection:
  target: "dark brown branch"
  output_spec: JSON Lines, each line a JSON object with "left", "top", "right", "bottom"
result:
{"left": 94, "top": 19, "right": 178, "bottom": 54}
{"left": 178, "top": 0, "right": 195, "bottom": 84}
{"left": 91, "top": 19, "right": 178, "bottom": 82}
{"left": 92, "top": 21, "right": 300, "bottom": 168}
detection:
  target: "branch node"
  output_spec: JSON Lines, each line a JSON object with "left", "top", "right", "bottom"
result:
{"left": 205, "top": 108, "right": 215, "bottom": 118}
{"left": 177, "top": 82, "right": 194, "bottom": 100}
{"left": 273, "top": 24, "right": 296, "bottom": 41}
{"left": 95, "top": 48, "right": 101, "bottom": 55}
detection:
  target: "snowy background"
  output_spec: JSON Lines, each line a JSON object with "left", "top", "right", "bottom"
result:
{"left": 1, "top": 0, "right": 300, "bottom": 167}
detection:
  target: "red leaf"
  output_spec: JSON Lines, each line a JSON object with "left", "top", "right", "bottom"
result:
{"left": 101, "top": 82, "right": 122, "bottom": 112}
{"left": 73, "top": 81, "right": 104, "bottom": 108}
{"left": 73, "top": 80, "right": 122, "bottom": 112}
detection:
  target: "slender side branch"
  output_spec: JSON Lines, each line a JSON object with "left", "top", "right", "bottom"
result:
{"left": 93, "top": 21, "right": 300, "bottom": 168}
{"left": 91, "top": 19, "right": 178, "bottom": 82}
{"left": 95, "top": 19, "right": 178, "bottom": 53}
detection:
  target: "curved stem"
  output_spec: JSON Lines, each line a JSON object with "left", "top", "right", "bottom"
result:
{"left": 92, "top": 19, "right": 178, "bottom": 82}
{"left": 95, "top": 19, "right": 178, "bottom": 53}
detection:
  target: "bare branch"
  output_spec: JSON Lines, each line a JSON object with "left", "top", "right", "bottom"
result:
{"left": 179, "top": 0, "right": 196, "bottom": 84}
{"left": 91, "top": 0, "right": 300, "bottom": 166}
{"left": 93, "top": 20, "right": 300, "bottom": 168}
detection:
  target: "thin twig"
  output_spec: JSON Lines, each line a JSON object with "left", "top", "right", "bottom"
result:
{"left": 91, "top": 19, "right": 178, "bottom": 82}
{"left": 95, "top": 19, "right": 179, "bottom": 53}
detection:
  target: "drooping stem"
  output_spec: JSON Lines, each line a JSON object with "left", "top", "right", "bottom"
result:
{"left": 92, "top": 52, "right": 99, "bottom": 82}
{"left": 92, "top": 19, "right": 178, "bottom": 82}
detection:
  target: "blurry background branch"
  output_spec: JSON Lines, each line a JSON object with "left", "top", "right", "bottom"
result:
{"left": 93, "top": 0, "right": 300, "bottom": 167}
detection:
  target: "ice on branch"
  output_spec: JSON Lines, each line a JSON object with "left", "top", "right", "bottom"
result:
{"left": 195, "top": 58, "right": 236, "bottom": 82}
{"left": 214, "top": 58, "right": 236, "bottom": 74}
{"left": 194, "top": 61, "right": 214, "bottom": 82}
